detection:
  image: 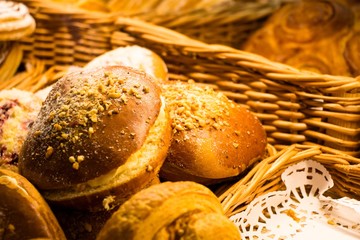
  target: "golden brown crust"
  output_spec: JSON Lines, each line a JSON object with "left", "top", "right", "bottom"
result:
{"left": 160, "top": 81, "right": 267, "bottom": 184}
{"left": 0, "top": 169, "right": 66, "bottom": 240}
{"left": 20, "top": 66, "right": 162, "bottom": 189}
{"left": 19, "top": 65, "right": 172, "bottom": 211}
{"left": 84, "top": 45, "right": 168, "bottom": 84}
{"left": 242, "top": 0, "right": 360, "bottom": 77}
{"left": 165, "top": 212, "right": 242, "bottom": 240}
{"left": 96, "top": 181, "right": 241, "bottom": 240}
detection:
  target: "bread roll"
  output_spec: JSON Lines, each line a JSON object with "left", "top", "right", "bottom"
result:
{"left": 96, "top": 181, "right": 241, "bottom": 240}
{"left": 84, "top": 45, "right": 168, "bottom": 84}
{"left": 242, "top": 0, "right": 360, "bottom": 76}
{"left": 0, "top": 168, "right": 66, "bottom": 239}
{"left": 19, "top": 65, "right": 172, "bottom": 211}
{"left": 0, "top": 89, "right": 42, "bottom": 173}
{"left": 160, "top": 81, "right": 267, "bottom": 185}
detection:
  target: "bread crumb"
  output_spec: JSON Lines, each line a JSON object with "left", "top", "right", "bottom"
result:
{"left": 283, "top": 209, "right": 300, "bottom": 222}
{"left": 103, "top": 195, "right": 116, "bottom": 210}
{"left": 7, "top": 224, "right": 15, "bottom": 233}
{"left": 53, "top": 123, "right": 62, "bottom": 131}
{"left": 146, "top": 165, "right": 153, "bottom": 172}
{"left": 84, "top": 223, "right": 93, "bottom": 232}
{"left": 327, "top": 219, "right": 336, "bottom": 225}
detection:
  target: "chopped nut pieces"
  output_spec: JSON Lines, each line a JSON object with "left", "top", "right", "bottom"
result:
{"left": 45, "top": 146, "right": 53, "bottom": 158}
{"left": 43, "top": 70, "right": 150, "bottom": 170}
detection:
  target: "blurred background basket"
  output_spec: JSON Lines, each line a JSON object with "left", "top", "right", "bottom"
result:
{"left": 3, "top": 0, "right": 360, "bottom": 216}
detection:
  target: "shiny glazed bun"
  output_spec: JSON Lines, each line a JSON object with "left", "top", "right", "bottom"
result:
{"left": 0, "top": 168, "right": 66, "bottom": 240}
{"left": 242, "top": 0, "right": 360, "bottom": 76}
{"left": 160, "top": 81, "right": 267, "bottom": 185}
{"left": 19, "top": 65, "right": 172, "bottom": 211}
{"left": 96, "top": 181, "right": 241, "bottom": 240}
{"left": 84, "top": 45, "right": 168, "bottom": 84}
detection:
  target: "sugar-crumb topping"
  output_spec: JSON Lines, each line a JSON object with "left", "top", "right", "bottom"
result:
{"left": 163, "top": 82, "right": 232, "bottom": 134}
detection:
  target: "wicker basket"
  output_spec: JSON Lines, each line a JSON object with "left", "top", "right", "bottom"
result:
{"left": 137, "top": 0, "right": 282, "bottom": 48}
{"left": 6, "top": 0, "right": 360, "bottom": 217}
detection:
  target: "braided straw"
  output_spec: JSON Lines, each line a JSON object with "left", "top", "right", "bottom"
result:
{"left": 0, "top": 42, "right": 23, "bottom": 83}
{"left": 6, "top": 57, "right": 69, "bottom": 92}
{"left": 138, "top": 0, "right": 282, "bottom": 48}
{"left": 112, "top": 17, "right": 360, "bottom": 156}
{"left": 217, "top": 143, "right": 360, "bottom": 216}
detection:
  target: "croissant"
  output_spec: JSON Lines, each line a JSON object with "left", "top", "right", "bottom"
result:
{"left": 243, "top": 0, "right": 360, "bottom": 77}
{"left": 0, "top": 168, "right": 66, "bottom": 239}
{"left": 96, "top": 181, "right": 241, "bottom": 240}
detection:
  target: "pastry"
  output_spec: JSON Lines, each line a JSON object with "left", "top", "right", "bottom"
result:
{"left": 0, "top": 168, "right": 66, "bottom": 240}
{"left": 160, "top": 81, "right": 267, "bottom": 185}
{"left": 19, "top": 65, "right": 172, "bottom": 211}
{"left": 242, "top": 0, "right": 360, "bottom": 77}
{"left": 0, "top": 89, "right": 42, "bottom": 172}
{"left": 96, "top": 181, "right": 241, "bottom": 240}
{"left": 84, "top": 45, "right": 168, "bottom": 84}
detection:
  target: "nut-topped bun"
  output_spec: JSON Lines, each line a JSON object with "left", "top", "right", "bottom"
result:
{"left": 0, "top": 168, "right": 66, "bottom": 240}
{"left": 19, "top": 65, "right": 172, "bottom": 211}
{"left": 84, "top": 45, "right": 168, "bottom": 84}
{"left": 160, "top": 81, "right": 267, "bottom": 185}
{"left": 96, "top": 181, "right": 241, "bottom": 240}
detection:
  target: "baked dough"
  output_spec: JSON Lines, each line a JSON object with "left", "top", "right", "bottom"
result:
{"left": 160, "top": 81, "right": 267, "bottom": 185}
{"left": 96, "top": 181, "right": 241, "bottom": 240}
{"left": 19, "top": 66, "right": 172, "bottom": 211}
{"left": 243, "top": 0, "right": 360, "bottom": 76}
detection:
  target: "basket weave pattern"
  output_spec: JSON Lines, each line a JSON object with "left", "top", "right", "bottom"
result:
{"left": 11, "top": 0, "right": 360, "bottom": 216}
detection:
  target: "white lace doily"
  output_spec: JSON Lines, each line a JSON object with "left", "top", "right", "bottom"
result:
{"left": 230, "top": 160, "right": 360, "bottom": 239}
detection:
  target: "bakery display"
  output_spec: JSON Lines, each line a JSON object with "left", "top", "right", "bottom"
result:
{"left": 160, "top": 81, "right": 267, "bottom": 185}
{"left": 242, "top": 0, "right": 360, "bottom": 77}
{"left": 96, "top": 181, "right": 241, "bottom": 240}
{"left": 0, "top": 89, "right": 42, "bottom": 172}
{"left": 84, "top": 45, "right": 169, "bottom": 84}
{"left": 0, "top": 168, "right": 66, "bottom": 240}
{"left": 19, "top": 65, "right": 172, "bottom": 211}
